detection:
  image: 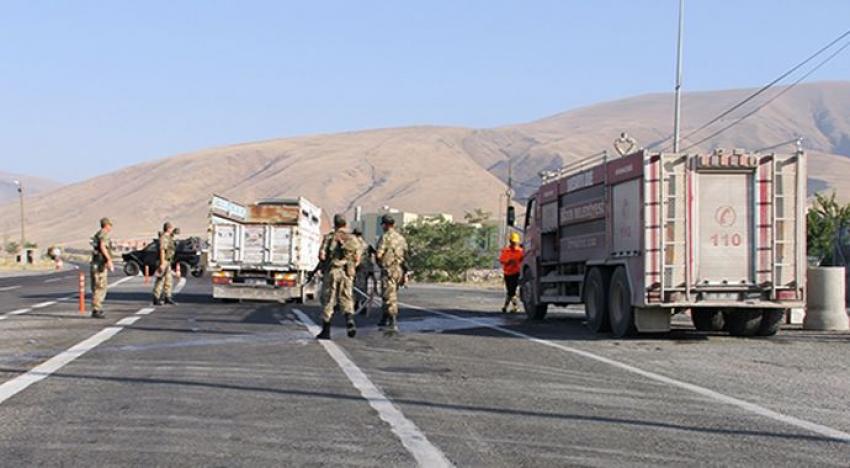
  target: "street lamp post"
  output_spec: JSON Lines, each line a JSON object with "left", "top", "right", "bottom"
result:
{"left": 13, "top": 180, "right": 25, "bottom": 256}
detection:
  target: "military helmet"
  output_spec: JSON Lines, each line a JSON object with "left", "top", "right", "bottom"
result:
{"left": 333, "top": 214, "right": 347, "bottom": 228}
{"left": 380, "top": 214, "right": 395, "bottom": 226}
{"left": 100, "top": 217, "right": 112, "bottom": 227}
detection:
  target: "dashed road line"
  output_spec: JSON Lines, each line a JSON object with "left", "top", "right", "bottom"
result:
{"left": 31, "top": 301, "right": 57, "bottom": 309}
{"left": 43, "top": 277, "right": 64, "bottom": 284}
{"left": 401, "top": 302, "right": 850, "bottom": 444}
{"left": 291, "top": 308, "right": 454, "bottom": 468}
{"left": 0, "top": 275, "right": 139, "bottom": 319}
{"left": 0, "top": 286, "right": 21, "bottom": 292}
{"left": 0, "top": 306, "right": 154, "bottom": 406}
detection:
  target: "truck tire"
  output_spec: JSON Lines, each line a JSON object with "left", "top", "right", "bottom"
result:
{"left": 757, "top": 309, "right": 785, "bottom": 336}
{"left": 584, "top": 268, "right": 611, "bottom": 333}
{"left": 123, "top": 261, "right": 141, "bottom": 277}
{"left": 724, "top": 310, "right": 762, "bottom": 337}
{"left": 691, "top": 309, "right": 725, "bottom": 332}
{"left": 521, "top": 268, "right": 548, "bottom": 320}
{"left": 608, "top": 267, "right": 636, "bottom": 337}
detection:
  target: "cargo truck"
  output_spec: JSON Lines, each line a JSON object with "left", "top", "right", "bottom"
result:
{"left": 520, "top": 147, "right": 806, "bottom": 337}
{"left": 207, "top": 195, "right": 322, "bottom": 302}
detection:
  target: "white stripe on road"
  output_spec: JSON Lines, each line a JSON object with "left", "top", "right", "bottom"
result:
{"left": 0, "top": 308, "right": 31, "bottom": 321}
{"left": 401, "top": 302, "right": 850, "bottom": 444}
{"left": 43, "top": 277, "right": 64, "bottom": 284}
{"left": 291, "top": 308, "right": 453, "bottom": 468}
{"left": 0, "top": 307, "right": 153, "bottom": 406}
{"left": 0, "top": 285, "right": 21, "bottom": 292}
{"left": 0, "top": 276, "right": 140, "bottom": 319}
{"left": 31, "top": 301, "right": 57, "bottom": 309}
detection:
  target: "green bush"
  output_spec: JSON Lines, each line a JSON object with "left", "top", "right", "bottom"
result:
{"left": 403, "top": 212, "right": 496, "bottom": 282}
{"left": 807, "top": 191, "right": 850, "bottom": 266}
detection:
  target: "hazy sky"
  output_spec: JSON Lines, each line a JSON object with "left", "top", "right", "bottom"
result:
{"left": 1, "top": 0, "right": 849, "bottom": 182}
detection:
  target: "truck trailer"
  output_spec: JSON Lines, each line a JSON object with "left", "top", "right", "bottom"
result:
{"left": 207, "top": 195, "right": 322, "bottom": 302}
{"left": 520, "top": 147, "right": 806, "bottom": 337}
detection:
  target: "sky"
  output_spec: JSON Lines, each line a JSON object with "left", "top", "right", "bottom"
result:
{"left": 1, "top": 0, "right": 849, "bottom": 182}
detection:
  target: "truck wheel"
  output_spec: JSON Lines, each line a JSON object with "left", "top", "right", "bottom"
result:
{"left": 691, "top": 309, "right": 725, "bottom": 332}
{"left": 521, "top": 268, "right": 548, "bottom": 320}
{"left": 724, "top": 310, "right": 762, "bottom": 336}
{"left": 123, "top": 261, "right": 141, "bottom": 277}
{"left": 757, "top": 309, "right": 785, "bottom": 336}
{"left": 584, "top": 268, "right": 611, "bottom": 333}
{"left": 608, "top": 267, "right": 635, "bottom": 337}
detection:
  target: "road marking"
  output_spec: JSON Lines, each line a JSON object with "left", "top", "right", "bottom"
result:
{"left": 0, "top": 308, "right": 31, "bottom": 321}
{"left": 0, "top": 307, "right": 153, "bottom": 406}
{"left": 401, "top": 302, "right": 850, "bottom": 444}
{"left": 174, "top": 277, "right": 187, "bottom": 295}
{"left": 136, "top": 307, "right": 155, "bottom": 316}
{"left": 116, "top": 316, "right": 142, "bottom": 326}
{"left": 31, "top": 301, "right": 57, "bottom": 309}
{"left": 291, "top": 308, "right": 453, "bottom": 468}
{"left": 0, "top": 276, "right": 139, "bottom": 319}
{"left": 0, "top": 285, "right": 21, "bottom": 292}
{"left": 43, "top": 277, "right": 64, "bottom": 284}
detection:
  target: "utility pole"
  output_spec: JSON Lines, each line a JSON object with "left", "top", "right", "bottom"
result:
{"left": 506, "top": 158, "right": 513, "bottom": 242}
{"left": 672, "top": 0, "right": 685, "bottom": 153}
{"left": 13, "top": 180, "right": 25, "bottom": 253}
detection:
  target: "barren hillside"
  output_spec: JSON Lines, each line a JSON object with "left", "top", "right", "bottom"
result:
{"left": 2, "top": 81, "right": 849, "bottom": 247}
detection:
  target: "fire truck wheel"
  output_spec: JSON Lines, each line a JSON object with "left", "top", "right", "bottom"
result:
{"left": 691, "top": 309, "right": 725, "bottom": 332}
{"left": 521, "top": 268, "right": 548, "bottom": 320}
{"left": 723, "top": 310, "right": 762, "bottom": 336}
{"left": 608, "top": 267, "right": 636, "bottom": 337}
{"left": 584, "top": 268, "right": 611, "bottom": 333}
{"left": 757, "top": 309, "right": 785, "bottom": 336}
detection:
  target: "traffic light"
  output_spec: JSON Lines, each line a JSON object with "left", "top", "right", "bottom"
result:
{"left": 507, "top": 206, "right": 515, "bottom": 227}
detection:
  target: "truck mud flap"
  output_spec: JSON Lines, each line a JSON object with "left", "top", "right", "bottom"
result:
{"left": 635, "top": 308, "right": 671, "bottom": 333}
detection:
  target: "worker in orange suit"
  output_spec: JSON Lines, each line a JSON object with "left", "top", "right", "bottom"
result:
{"left": 499, "top": 232, "right": 524, "bottom": 313}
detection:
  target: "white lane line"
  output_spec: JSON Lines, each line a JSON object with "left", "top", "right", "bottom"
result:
{"left": 0, "top": 308, "right": 32, "bottom": 321}
{"left": 43, "top": 278, "right": 64, "bottom": 284}
{"left": 31, "top": 301, "right": 57, "bottom": 309}
{"left": 0, "top": 286, "right": 21, "bottom": 292}
{"left": 174, "top": 277, "right": 187, "bottom": 295}
{"left": 401, "top": 302, "right": 850, "bottom": 444}
{"left": 291, "top": 308, "right": 453, "bottom": 468}
{"left": 116, "top": 316, "right": 142, "bottom": 326}
{"left": 108, "top": 276, "right": 135, "bottom": 288}
{"left": 136, "top": 307, "right": 156, "bottom": 316}
{"left": 0, "top": 307, "right": 153, "bottom": 405}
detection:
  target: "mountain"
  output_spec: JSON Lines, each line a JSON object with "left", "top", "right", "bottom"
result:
{"left": 0, "top": 172, "right": 63, "bottom": 205}
{"left": 2, "top": 81, "right": 850, "bottom": 247}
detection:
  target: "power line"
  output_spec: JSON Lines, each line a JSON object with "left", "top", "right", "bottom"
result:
{"left": 649, "top": 26, "right": 850, "bottom": 151}
{"left": 682, "top": 39, "right": 850, "bottom": 152}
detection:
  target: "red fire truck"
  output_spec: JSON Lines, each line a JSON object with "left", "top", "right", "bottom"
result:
{"left": 520, "top": 147, "right": 806, "bottom": 337}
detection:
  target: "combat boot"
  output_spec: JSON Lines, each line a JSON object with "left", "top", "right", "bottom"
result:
{"left": 377, "top": 313, "right": 389, "bottom": 329}
{"left": 384, "top": 315, "right": 399, "bottom": 334}
{"left": 346, "top": 314, "right": 357, "bottom": 338}
{"left": 152, "top": 297, "right": 162, "bottom": 306}
{"left": 164, "top": 297, "right": 178, "bottom": 306}
{"left": 91, "top": 310, "right": 105, "bottom": 319}
{"left": 316, "top": 321, "right": 331, "bottom": 340}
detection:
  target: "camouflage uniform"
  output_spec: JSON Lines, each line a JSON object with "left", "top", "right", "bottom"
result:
{"left": 153, "top": 232, "right": 176, "bottom": 301}
{"left": 353, "top": 236, "right": 372, "bottom": 308}
{"left": 376, "top": 228, "right": 408, "bottom": 318}
{"left": 90, "top": 229, "right": 112, "bottom": 313}
{"left": 320, "top": 228, "right": 360, "bottom": 321}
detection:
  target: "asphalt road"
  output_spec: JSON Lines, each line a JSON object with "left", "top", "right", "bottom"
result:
{"left": 0, "top": 271, "right": 848, "bottom": 467}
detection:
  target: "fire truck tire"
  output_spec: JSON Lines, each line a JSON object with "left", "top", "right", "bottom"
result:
{"left": 521, "top": 268, "right": 548, "bottom": 320}
{"left": 691, "top": 309, "right": 725, "bottom": 332}
{"left": 724, "top": 310, "right": 761, "bottom": 336}
{"left": 608, "top": 267, "right": 636, "bottom": 337}
{"left": 584, "top": 268, "right": 611, "bottom": 333}
{"left": 757, "top": 309, "right": 785, "bottom": 336}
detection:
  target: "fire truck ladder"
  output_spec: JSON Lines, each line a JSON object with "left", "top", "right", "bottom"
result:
{"left": 769, "top": 153, "right": 798, "bottom": 299}
{"left": 658, "top": 154, "right": 689, "bottom": 299}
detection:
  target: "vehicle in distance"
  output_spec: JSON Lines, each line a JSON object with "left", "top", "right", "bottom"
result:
{"left": 520, "top": 146, "right": 806, "bottom": 337}
{"left": 122, "top": 237, "right": 205, "bottom": 278}
{"left": 207, "top": 194, "right": 322, "bottom": 303}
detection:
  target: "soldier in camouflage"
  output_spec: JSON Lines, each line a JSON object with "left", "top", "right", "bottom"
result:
{"left": 316, "top": 214, "right": 361, "bottom": 340}
{"left": 376, "top": 214, "right": 408, "bottom": 332}
{"left": 90, "top": 217, "right": 114, "bottom": 318}
{"left": 153, "top": 221, "right": 178, "bottom": 306}
{"left": 352, "top": 227, "right": 373, "bottom": 314}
